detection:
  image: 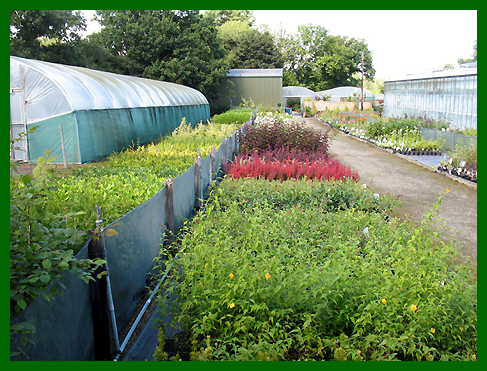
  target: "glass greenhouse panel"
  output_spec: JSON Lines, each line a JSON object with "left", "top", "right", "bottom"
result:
{"left": 383, "top": 68, "right": 477, "bottom": 130}
{"left": 10, "top": 56, "right": 210, "bottom": 163}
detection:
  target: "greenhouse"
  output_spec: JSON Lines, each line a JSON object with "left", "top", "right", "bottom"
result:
{"left": 317, "top": 86, "right": 375, "bottom": 102}
{"left": 282, "top": 86, "right": 320, "bottom": 116}
{"left": 10, "top": 56, "right": 210, "bottom": 164}
{"left": 383, "top": 67, "right": 477, "bottom": 130}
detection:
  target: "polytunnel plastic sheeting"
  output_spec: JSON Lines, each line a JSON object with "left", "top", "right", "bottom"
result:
{"left": 103, "top": 187, "right": 166, "bottom": 332}
{"left": 283, "top": 86, "right": 320, "bottom": 98}
{"left": 10, "top": 56, "right": 209, "bottom": 122}
{"left": 318, "top": 86, "right": 375, "bottom": 101}
{"left": 10, "top": 242, "right": 95, "bottom": 361}
{"left": 26, "top": 104, "right": 210, "bottom": 164}
{"left": 27, "top": 112, "right": 81, "bottom": 163}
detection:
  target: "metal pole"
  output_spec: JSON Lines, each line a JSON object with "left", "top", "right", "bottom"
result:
{"left": 361, "top": 51, "right": 364, "bottom": 111}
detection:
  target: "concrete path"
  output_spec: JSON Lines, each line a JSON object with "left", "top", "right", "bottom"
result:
{"left": 299, "top": 117, "right": 477, "bottom": 271}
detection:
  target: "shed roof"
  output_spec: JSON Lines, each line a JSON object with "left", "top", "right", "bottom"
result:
{"left": 228, "top": 68, "right": 283, "bottom": 77}
{"left": 10, "top": 56, "right": 208, "bottom": 124}
{"left": 283, "top": 86, "right": 319, "bottom": 98}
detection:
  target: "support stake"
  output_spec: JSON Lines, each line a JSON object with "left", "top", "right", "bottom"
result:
{"left": 194, "top": 151, "right": 201, "bottom": 210}
{"left": 164, "top": 178, "right": 175, "bottom": 245}
{"left": 59, "top": 123, "right": 67, "bottom": 168}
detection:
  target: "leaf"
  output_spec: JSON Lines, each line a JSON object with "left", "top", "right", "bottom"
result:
{"left": 39, "top": 275, "right": 50, "bottom": 284}
{"left": 104, "top": 228, "right": 118, "bottom": 236}
{"left": 17, "top": 299, "right": 27, "bottom": 310}
{"left": 42, "top": 259, "right": 52, "bottom": 269}
{"left": 37, "top": 156, "right": 46, "bottom": 167}
{"left": 21, "top": 174, "right": 32, "bottom": 184}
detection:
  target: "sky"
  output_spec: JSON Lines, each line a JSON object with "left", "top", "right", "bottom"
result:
{"left": 81, "top": 10, "right": 477, "bottom": 80}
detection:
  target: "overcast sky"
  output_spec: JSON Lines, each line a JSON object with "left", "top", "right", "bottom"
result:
{"left": 81, "top": 10, "right": 477, "bottom": 80}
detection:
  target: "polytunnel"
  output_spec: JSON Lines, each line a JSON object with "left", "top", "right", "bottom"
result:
{"left": 317, "top": 86, "right": 375, "bottom": 102}
{"left": 10, "top": 56, "right": 210, "bottom": 164}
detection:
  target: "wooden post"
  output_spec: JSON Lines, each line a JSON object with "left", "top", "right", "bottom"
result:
{"left": 164, "top": 178, "right": 175, "bottom": 244}
{"left": 209, "top": 146, "right": 216, "bottom": 183}
{"left": 222, "top": 137, "right": 227, "bottom": 169}
{"left": 194, "top": 151, "right": 201, "bottom": 210}
{"left": 88, "top": 230, "right": 112, "bottom": 361}
{"left": 59, "top": 123, "right": 67, "bottom": 168}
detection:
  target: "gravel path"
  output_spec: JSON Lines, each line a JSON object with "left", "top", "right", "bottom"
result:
{"left": 299, "top": 117, "right": 477, "bottom": 271}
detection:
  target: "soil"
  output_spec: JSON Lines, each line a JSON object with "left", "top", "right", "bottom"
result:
{"left": 299, "top": 117, "right": 477, "bottom": 276}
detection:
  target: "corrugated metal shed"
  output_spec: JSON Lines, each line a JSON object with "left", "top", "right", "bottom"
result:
{"left": 217, "top": 68, "right": 283, "bottom": 110}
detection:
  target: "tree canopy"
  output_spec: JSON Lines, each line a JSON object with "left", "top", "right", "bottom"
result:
{"left": 203, "top": 10, "right": 255, "bottom": 27}
{"left": 10, "top": 10, "right": 377, "bottom": 108}
{"left": 217, "top": 21, "right": 283, "bottom": 69}
{"left": 279, "top": 24, "right": 375, "bottom": 91}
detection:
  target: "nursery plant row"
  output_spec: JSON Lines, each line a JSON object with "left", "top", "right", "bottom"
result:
{"left": 9, "top": 110, "right": 252, "bottom": 325}
{"left": 11, "top": 115, "right": 250, "bottom": 252}
{"left": 320, "top": 112, "right": 477, "bottom": 183}
{"left": 321, "top": 113, "right": 445, "bottom": 152}
{"left": 153, "top": 112, "right": 477, "bottom": 361}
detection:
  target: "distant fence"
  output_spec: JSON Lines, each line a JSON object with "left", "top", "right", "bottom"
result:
{"left": 10, "top": 112, "right": 256, "bottom": 361}
{"left": 303, "top": 100, "right": 374, "bottom": 112}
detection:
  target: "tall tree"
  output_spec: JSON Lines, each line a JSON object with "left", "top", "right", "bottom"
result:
{"left": 279, "top": 24, "right": 375, "bottom": 91}
{"left": 93, "top": 10, "right": 229, "bottom": 102}
{"left": 203, "top": 10, "right": 255, "bottom": 27}
{"left": 10, "top": 10, "right": 86, "bottom": 60}
{"left": 217, "top": 21, "right": 283, "bottom": 69}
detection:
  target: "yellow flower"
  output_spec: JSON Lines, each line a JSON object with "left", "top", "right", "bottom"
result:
{"left": 431, "top": 328, "right": 436, "bottom": 334}
{"left": 446, "top": 188, "right": 450, "bottom": 194}
{"left": 199, "top": 281, "right": 203, "bottom": 286}
{"left": 265, "top": 273, "right": 271, "bottom": 280}
{"left": 382, "top": 299, "right": 387, "bottom": 304}
{"left": 229, "top": 303, "right": 235, "bottom": 308}
{"left": 229, "top": 273, "right": 234, "bottom": 279}
{"left": 410, "top": 304, "right": 417, "bottom": 311}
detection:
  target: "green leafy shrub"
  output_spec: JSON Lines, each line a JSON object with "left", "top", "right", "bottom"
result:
{"left": 10, "top": 145, "right": 105, "bottom": 357}
{"left": 212, "top": 109, "right": 253, "bottom": 126}
{"left": 154, "top": 180, "right": 475, "bottom": 361}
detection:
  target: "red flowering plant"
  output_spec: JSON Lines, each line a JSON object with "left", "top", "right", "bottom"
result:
{"left": 226, "top": 146, "right": 358, "bottom": 182}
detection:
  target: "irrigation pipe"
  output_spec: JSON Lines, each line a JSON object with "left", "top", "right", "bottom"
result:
{"left": 113, "top": 262, "right": 174, "bottom": 361}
